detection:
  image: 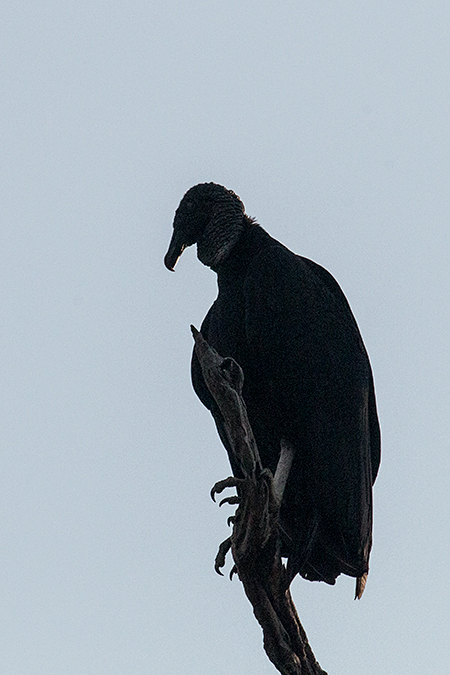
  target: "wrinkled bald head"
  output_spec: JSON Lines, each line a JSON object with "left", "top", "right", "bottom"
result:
{"left": 164, "top": 183, "right": 245, "bottom": 271}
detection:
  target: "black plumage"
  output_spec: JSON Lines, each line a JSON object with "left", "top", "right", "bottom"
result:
{"left": 165, "top": 182, "right": 380, "bottom": 595}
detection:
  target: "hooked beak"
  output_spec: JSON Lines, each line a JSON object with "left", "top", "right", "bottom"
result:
{"left": 164, "top": 230, "right": 187, "bottom": 271}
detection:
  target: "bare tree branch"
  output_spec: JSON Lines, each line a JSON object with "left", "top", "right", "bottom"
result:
{"left": 191, "top": 325, "right": 328, "bottom": 675}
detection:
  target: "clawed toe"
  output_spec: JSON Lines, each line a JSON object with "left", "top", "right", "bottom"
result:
{"left": 229, "top": 564, "right": 238, "bottom": 580}
{"left": 219, "top": 495, "right": 240, "bottom": 507}
{"left": 211, "top": 476, "right": 246, "bottom": 577}
{"left": 210, "top": 476, "right": 244, "bottom": 502}
{"left": 214, "top": 537, "right": 232, "bottom": 575}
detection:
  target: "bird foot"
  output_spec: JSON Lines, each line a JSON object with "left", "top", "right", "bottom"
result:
{"left": 211, "top": 477, "right": 246, "bottom": 577}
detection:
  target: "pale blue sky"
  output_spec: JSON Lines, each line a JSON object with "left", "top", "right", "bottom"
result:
{"left": 1, "top": 2, "right": 449, "bottom": 673}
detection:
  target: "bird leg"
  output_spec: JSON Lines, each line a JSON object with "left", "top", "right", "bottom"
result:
{"left": 272, "top": 439, "right": 295, "bottom": 504}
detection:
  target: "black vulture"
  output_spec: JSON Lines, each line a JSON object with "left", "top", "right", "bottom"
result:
{"left": 164, "top": 182, "right": 380, "bottom": 598}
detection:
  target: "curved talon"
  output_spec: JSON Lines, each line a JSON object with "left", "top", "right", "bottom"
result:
{"left": 210, "top": 476, "right": 244, "bottom": 502}
{"left": 219, "top": 496, "right": 240, "bottom": 507}
{"left": 214, "top": 536, "right": 232, "bottom": 575}
{"left": 230, "top": 564, "right": 238, "bottom": 581}
{"left": 227, "top": 515, "right": 235, "bottom": 527}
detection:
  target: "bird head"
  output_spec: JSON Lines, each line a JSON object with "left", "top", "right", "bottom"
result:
{"left": 164, "top": 183, "right": 245, "bottom": 271}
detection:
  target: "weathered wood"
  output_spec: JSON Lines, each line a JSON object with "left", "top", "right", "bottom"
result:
{"left": 191, "top": 325, "right": 328, "bottom": 675}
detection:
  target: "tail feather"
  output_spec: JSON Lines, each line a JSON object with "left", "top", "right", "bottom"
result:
{"left": 355, "top": 573, "right": 368, "bottom": 600}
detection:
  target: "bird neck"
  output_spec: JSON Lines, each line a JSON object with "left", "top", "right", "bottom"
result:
{"left": 216, "top": 217, "right": 275, "bottom": 273}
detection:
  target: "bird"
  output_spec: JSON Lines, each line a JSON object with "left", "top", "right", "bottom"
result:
{"left": 164, "top": 182, "right": 380, "bottom": 598}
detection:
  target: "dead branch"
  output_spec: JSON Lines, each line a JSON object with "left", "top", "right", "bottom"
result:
{"left": 191, "top": 325, "right": 328, "bottom": 675}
